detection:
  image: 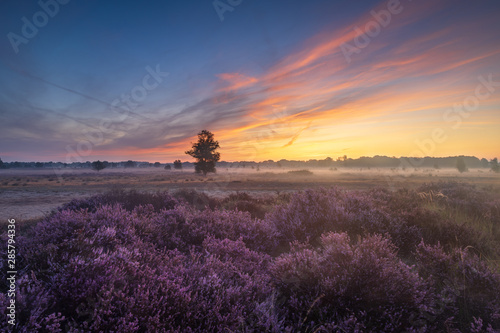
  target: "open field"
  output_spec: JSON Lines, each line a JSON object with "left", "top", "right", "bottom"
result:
{"left": 1, "top": 175, "right": 500, "bottom": 331}
{"left": 0, "top": 167, "right": 499, "bottom": 221}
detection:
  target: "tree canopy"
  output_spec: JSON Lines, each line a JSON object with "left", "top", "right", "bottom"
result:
{"left": 491, "top": 158, "right": 499, "bottom": 173}
{"left": 456, "top": 157, "right": 467, "bottom": 173}
{"left": 173, "top": 160, "right": 183, "bottom": 169}
{"left": 91, "top": 160, "right": 107, "bottom": 172}
{"left": 185, "top": 130, "right": 220, "bottom": 175}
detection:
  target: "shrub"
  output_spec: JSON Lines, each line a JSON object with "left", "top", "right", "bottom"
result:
{"left": 59, "top": 189, "right": 179, "bottom": 213}
{"left": 266, "top": 188, "right": 348, "bottom": 249}
{"left": 414, "top": 241, "right": 500, "bottom": 331}
{"left": 173, "top": 160, "right": 183, "bottom": 170}
{"left": 1, "top": 207, "right": 274, "bottom": 332}
{"left": 272, "top": 233, "right": 430, "bottom": 332}
{"left": 2, "top": 183, "right": 499, "bottom": 331}
{"left": 173, "top": 189, "right": 219, "bottom": 210}
{"left": 221, "top": 192, "right": 275, "bottom": 219}
{"left": 190, "top": 209, "right": 276, "bottom": 253}
{"left": 266, "top": 188, "right": 421, "bottom": 256}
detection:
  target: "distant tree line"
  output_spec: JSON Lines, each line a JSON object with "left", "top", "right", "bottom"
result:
{"left": 1, "top": 155, "right": 499, "bottom": 173}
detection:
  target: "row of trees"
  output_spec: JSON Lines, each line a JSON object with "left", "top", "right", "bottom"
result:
{"left": 2, "top": 130, "right": 499, "bottom": 175}
{"left": 456, "top": 156, "right": 499, "bottom": 173}
{"left": 89, "top": 159, "right": 186, "bottom": 172}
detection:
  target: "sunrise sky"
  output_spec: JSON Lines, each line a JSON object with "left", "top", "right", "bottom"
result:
{"left": 0, "top": 0, "right": 499, "bottom": 162}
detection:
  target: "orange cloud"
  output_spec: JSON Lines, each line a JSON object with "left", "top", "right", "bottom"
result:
{"left": 216, "top": 72, "right": 258, "bottom": 92}
{"left": 190, "top": 1, "right": 500, "bottom": 161}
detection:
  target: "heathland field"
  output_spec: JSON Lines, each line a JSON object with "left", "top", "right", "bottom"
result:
{"left": 1, "top": 168, "right": 499, "bottom": 331}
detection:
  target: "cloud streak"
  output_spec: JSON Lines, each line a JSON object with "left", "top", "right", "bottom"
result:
{"left": 1, "top": 1, "right": 499, "bottom": 162}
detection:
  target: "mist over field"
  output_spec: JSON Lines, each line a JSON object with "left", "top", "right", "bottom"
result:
{"left": 1, "top": 0, "right": 500, "bottom": 331}
{"left": 1, "top": 163, "right": 499, "bottom": 331}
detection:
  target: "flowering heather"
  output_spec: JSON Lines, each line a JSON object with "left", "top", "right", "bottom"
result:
{"left": 418, "top": 182, "right": 500, "bottom": 225}
{"left": 1, "top": 183, "right": 499, "bottom": 331}
{"left": 272, "top": 233, "right": 430, "bottom": 332}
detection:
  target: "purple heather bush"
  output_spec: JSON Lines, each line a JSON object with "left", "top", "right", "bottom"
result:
{"left": 272, "top": 233, "right": 430, "bottom": 332}
{"left": 267, "top": 187, "right": 421, "bottom": 255}
{"left": 1, "top": 182, "right": 499, "bottom": 331}
{"left": 1, "top": 207, "right": 274, "bottom": 332}
{"left": 414, "top": 241, "right": 500, "bottom": 331}
{"left": 59, "top": 189, "right": 179, "bottom": 213}
{"left": 355, "top": 187, "right": 496, "bottom": 258}
{"left": 173, "top": 189, "right": 280, "bottom": 219}
{"left": 418, "top": 182, "right": 500, "bottom": 225}
{"left": 189, "top": 209, "right": 277, "bottom": 253}
{"left": 266, "top": 188, "right": 349, "bottom": 248}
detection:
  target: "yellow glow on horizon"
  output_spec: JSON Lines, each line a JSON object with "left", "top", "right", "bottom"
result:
{"left": 121, "top": 1, "right": 500, "bottom": 163}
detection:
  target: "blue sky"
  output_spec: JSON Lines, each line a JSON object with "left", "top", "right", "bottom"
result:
{"left": 1, "top": 0, "right": 499, "bottom": 162}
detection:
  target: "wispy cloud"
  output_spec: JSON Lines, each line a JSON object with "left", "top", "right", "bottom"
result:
{"left": 1, "top": 1, "right": 499, "bottom": 162}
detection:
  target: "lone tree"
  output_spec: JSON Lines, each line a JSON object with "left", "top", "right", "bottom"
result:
{"left": 173, "top": 160, "right": 183, "bottom": 170}
{"left": 185, "top": 130, "right": 220, "bottom": 175}
{"left": 92, "top": 160, "right": 107, "bottom": 172}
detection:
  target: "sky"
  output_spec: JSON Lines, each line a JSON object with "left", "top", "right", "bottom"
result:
{"left": 0, "top": 0, "right": 499, "bottom": 163}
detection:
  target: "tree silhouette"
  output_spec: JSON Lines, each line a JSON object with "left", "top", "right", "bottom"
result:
{"left": 481, "top": 158, "right": 489, "bottom": 168}
{"left": 185, "top": 130, "right": 220, "bottom": 175}
{"left": 491, "top": 158, "right": 499, "bottom": 173}
{"left": 92, "top": 160, "right": 107, "bottom": 172}
{"left": 173, "top": 160, "right": 183, "bottom": 170}
{"left": 124, "top": 160, "right": 136, "bottom": 168}
{"left": 456, "top": 157, "right": 467, "bottom": 173}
